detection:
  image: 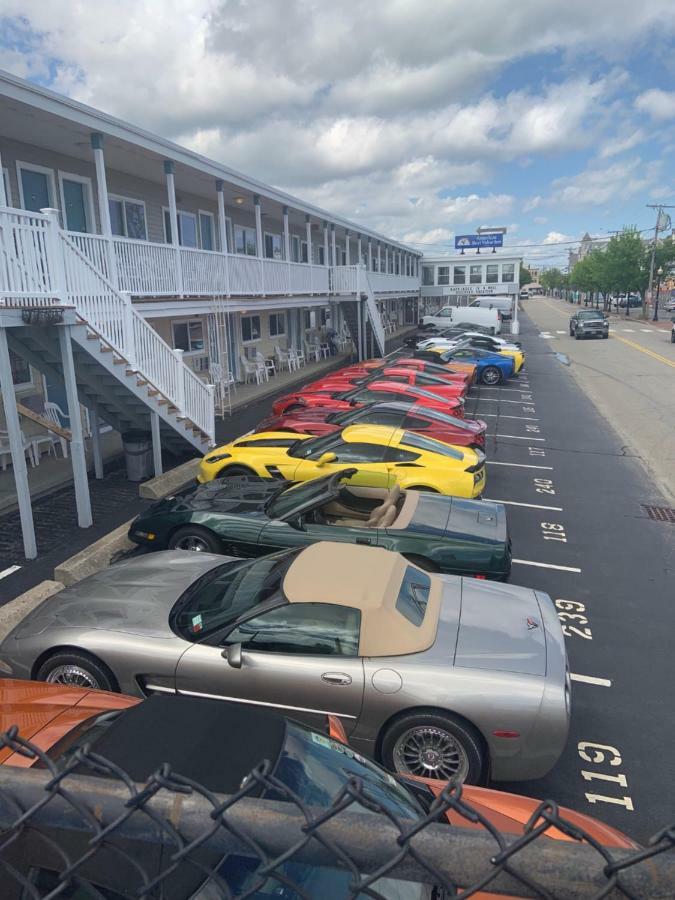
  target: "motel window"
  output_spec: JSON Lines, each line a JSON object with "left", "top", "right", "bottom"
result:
{"left": 10, "top": 349, "right": 31, "bottom": 387}
{"left": 486, "top": 264, "right": 499, "bottom": 284}
{"left": 318, "top": 245, "right": 325, "bottom": 265}
{"left": 291, "top": 235, "right": 301, "bottom": 263}
{"left": 470, "top": 265, "right": 482, "bottom": 284}
{"left": 502, "top": 263, "right": 515, "bottom": 283}
{"left": 109, "top": 195, "right": 147, "bottom": 240}
{"left": 437, "top": 266, "right": 450, "bottom": 286}
{"left": 265, "top": 232, "right": 283, "bottom": 260}
{"left": 301, "top": 241, "right": 308, "bottom": 263}
{"left": 269, "top": 312, "right": 286, "bottom": 337}
{"left": 304, "top": 309, "right": 316, "bottom": 330}
{"left": 235, "top": 225, "right": 257, "bottom": 256}
{"left": 422, "top": 266, "right": 434, "bottom": 286}
{"left": 199, "top": 211, "right": 215, "bottom": 251}
{"left": 241, "top": 315, "right": 261, "bottom": 343}
{"left": 17, "top": 162, "right": 56, "bottom": 213}
{"left": 164, "top": 210, "right": 198, "bottom": 248}
{"left": 453, "top": 266, "right": 466, "bottom": 285}
{"left": 172, "top": 320, "right": 205, "bottom": 354}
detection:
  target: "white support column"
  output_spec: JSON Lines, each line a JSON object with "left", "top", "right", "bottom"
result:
{"left": 215, "top": 179, "right": 231, "bottom": 297}
{"left": 119, "top": 290, "right": 137, "bottom": 370}
{"left": 58, "top": 325, "right": 92, "bottom": 528}
{"left": 90, "top": 133, "right": 118, "bottom": 288}
{"left": 377, "top": 242, "right": 381, "bottom": 274}
{"left": 164, "top": 160, "right": 183, "bottom": 295}
{"left": 385, "top": 246, "right": 389, "bottom": 274}
{"left": 174, "top": 347, "right": 186, "bottom": 413}
{"left": 90, "top": 405, "right": 103, "bottom": 479}
{"left": 357, "top": 234, "right": 362, "bottom": 268}
{"left": 323, "top": 221, "right": 329, "bottom": 266}
{"left": 0, "top": 150, "right": 6, "bottom": 205}
{"left": 0, "top": 327, "right": 36, "bottom": 558}
{"left": 254, "top": 194, "right": 264, "bottom": 294}
{"left": 345, "top": 230, "right": 351, "bottom": 266}
{"left": 331, "top": 224, "right": 337, "bottom": 267}
{"left": 150, "top": 410, "right": 163, "bottom": 476}
{"left": 283, "top": 206, "right": 291, "bottom": 261}
{"left": 367, "top": 239, "right": 372, "bottom": 272}
{"left": 305, "top": 214, "right": 313, "bottom": 293}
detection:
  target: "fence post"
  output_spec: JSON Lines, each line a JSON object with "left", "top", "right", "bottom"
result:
{"left": 40, "top": 208, "right": 67, "bottom": 302}
{"left": 206, "top": 382, "right": 216, "bottom": 444}
{"left": 174, "top": 347, "right": 186, "bottom": 414}
{"left": 120, "top": 290, "right": 137, "bottom": 369}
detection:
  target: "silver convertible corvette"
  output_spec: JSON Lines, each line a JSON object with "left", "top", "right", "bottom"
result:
{"left": 0, "top": 542, "right": 570, "bottom": 784}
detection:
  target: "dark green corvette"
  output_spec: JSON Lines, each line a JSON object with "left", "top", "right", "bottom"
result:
{"left": 128, "top": 469, "right": 511, "bottom": 580}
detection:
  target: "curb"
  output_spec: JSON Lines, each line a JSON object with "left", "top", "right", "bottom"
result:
{"left": 139, "top": 458, "right": 201, "bottom": 500}
{"left": 0, "top": 580, "right": 65, "bottom": 642}
{"left": 54, "top": 520, "right": 136, "bottom": 587}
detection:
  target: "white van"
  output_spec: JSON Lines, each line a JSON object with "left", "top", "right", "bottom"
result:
{"left": 469, "top": 295, "right": 514, "bottom": 320}
{"left": 422, "top": 305, "right": 502, "bottom": 334}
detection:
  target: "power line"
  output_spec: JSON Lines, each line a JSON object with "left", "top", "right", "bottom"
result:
{"left": 404, "top": 227, "right": 654, "bottom": 252}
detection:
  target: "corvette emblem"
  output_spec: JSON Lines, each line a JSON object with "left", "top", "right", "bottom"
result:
{"left": 526, "top": 617, "right": 539, "bottom": 630}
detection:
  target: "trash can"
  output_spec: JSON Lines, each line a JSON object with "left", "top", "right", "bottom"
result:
{"left": 121, "top": 430, "right": 153, "bottom": 482}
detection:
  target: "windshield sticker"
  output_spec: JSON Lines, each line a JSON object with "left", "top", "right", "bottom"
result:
{"left": 191, "top": 614, "right": 203, "bottom": 634}
{"left": 311, "top": 733, "right": 332, "bottom": 750}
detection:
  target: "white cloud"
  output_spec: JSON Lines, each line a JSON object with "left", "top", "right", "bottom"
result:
{"left": 543, "top": 231, "right": 573, "bottom": 243}
{"left": 598, "top": 128, "right": 647, "bottom": 158}
{"left": 551, "top": 158, "right": 662, "bottom": 207}
{"left": 523, "top": 196, "right": 542, "bottom": 212}
{"left": 635, "top": 89, "right": 675, "bottom": 121}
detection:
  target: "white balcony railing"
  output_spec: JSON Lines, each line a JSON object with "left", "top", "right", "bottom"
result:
{"left": 64, "top": 230, "right": 419, "bottom": 299}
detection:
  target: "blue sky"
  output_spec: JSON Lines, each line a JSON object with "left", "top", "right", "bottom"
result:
{"left": 2, "top": 0, "right": 675, "bottom": 269}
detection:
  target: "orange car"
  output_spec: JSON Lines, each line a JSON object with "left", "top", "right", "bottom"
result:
{"left": 357, "top": 355, "right": 478, "bottom": 383}
{"left": 0, "top": 681, "right": 637, "bottom": 899}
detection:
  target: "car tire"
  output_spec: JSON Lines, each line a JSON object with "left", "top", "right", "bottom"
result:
{"left": 480, "top": 366, "right": 502, "bottom": 385}
{"left": 36, "top": 651, "right": 117, "bottom": 692}
{"left": 168, "top": 525, "right": 222, "bottom": 554}
{"left": 402, "top": 554, "right": 440, "bottom": 573}
{"left": 380, "top": 710, "right": 486, "bottom": 785}
{"left": 602, "top": 333, "right": 609, "bottom": 339}
{"left": 575, "top": 332, "right": 581, "bottom": 340}
{"left": 215, "top": 465, "right": 257, "bottom": 479}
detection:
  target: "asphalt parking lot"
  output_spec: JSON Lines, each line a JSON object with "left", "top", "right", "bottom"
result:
{"left": 468, "top": 308, "right": 675, "bottom": 843}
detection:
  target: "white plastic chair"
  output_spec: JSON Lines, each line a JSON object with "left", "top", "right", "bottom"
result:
{"left": 256, "top": 351, "right": 276, "bottom": 379}
{"left": 304, "top": 340, "right": 321, "bottom": 363}
{"left": 274, "top": 345, "right": 293, "bottom": 372}
{"left": 289, "top": 347, "right": 305, "bottom": 369}
{"left": 240, "top": 354, "right": 265, "bottom": 385}
{"left": 43, "top": 402, "right": 71, "bottom": 458}
{"left": 0, "top": 429, "right": 36, "bottom": 471}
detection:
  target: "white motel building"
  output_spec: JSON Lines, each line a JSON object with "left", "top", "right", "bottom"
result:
{"left": 420, "top": 254, "right": 522, "bottom": 316}
{"left": 0, "top": 68, "right": 518, "bottom": 557}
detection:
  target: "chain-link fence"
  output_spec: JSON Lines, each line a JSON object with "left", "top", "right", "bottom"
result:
{"left": 0, "top": 725, "right": 673, "bottom": 899}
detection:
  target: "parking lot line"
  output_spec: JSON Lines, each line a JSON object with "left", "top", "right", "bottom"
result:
{"left": 472, "top": 397, "right": 536, "bottom": 405}
{"left": 614, "top": 335, "right": 675, "bottom": 370}
{"left": 484, "top": 498, "right": 563, "bottom": 511}
{"left": 471, "top": 387, "right": 531, "bottom": 394}
{"left": 570, "top": 674, "right": 612, "bottom": 687}
{"left": 512, "top": 558, "right": 581, "bottom": 573}
{"left": 488, "top": 461, "right": 553, "bottom": 470}
{"left": 495, "top": 434, "right": 545, "bottom": 441}
{"left": 473, "top": 413, "right": 539, "bottom": 420}
{"left": 0, "top": 565, "right": 21, "bottom": 580}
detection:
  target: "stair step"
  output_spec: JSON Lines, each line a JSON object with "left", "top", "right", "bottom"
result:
{"left": 158, "top": 398, "right": 168, "bottom": 406}
{"left": 148, "top": 389, "right": 159, "bottom": 397}
{"left": 136, "top": 379, "right": 148, "bottom": 387}
{"left": 100, "top": 346, "right": 113, "bottom": 353}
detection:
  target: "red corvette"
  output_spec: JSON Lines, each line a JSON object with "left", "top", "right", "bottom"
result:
{"left": 257, "top": 400, "right": 487, "bottom": 448}
{"left": 333, "top": 359, "right": 470, "bottom": 386}
{"left": 271, "top": 380, "right": 466, "bottom": 417}
{"left": 353, "top": 355, "right": 478, "bottom": 383}
{"left": 301, "top": 367, "right": 467, "bottom": 398}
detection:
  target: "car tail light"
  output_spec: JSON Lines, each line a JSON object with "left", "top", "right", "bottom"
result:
{"left": 327, "top": 715, "right": 348, "bottom": 744}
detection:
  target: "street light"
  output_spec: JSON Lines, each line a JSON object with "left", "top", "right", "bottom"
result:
{"left": 653, "top": 266, "right": 664, "bottom": 322}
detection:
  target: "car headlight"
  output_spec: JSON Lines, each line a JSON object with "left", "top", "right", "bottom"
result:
{"left": 205, "top": 452, "right": 232, "bottom": 464}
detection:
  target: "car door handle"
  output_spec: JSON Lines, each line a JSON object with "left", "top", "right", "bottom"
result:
{"left": 321, "top": 672, "right": 352, "bottom": 685}
{"left": 355, "top": 537, "right": 371, "bottom": 545}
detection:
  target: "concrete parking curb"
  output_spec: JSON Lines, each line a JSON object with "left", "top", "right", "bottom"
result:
{"left": 0, "top": 580, "right": 64, "bottom": 642}
{"left": 139, "top": 457, "right": 201, "bottom": 500}
{"left": 54, "top": 520, "right": 136, "bottom": 587}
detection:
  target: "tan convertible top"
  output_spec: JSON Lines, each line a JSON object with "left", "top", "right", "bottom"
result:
{"left": 283, "top": 542, "right": 441, "bottom": 657}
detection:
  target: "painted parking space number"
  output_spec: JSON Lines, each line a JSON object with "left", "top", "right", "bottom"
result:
{"left": 541, "top": 521, "right": 567, "bottom": 542}
{"left": 577, "top": 742, "right": 634, "bottom": 811}
{"left": 534, "top": 477, "right": 555, "bottom": 495}
{"left": 555, "top": 599, "right": 592, "bottom": 639}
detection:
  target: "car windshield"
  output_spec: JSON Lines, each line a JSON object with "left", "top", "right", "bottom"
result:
{"left": 579, "top": 311, "right": 604, "bottom": 319}
{"left": 170, "top": 551, "right": 300, "bottom": 641}
{"left": 287, "top": 432, "right": 338, "bottom": 459}
{"left": 268, "top": 475, "right": 335, "bottom": 518}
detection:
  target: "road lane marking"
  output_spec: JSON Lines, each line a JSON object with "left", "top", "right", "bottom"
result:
{"left": 488, "top": 461, "right": 553, "bottom": 470}
{"left": 484, "top": 498, "right": 563, "bottom": 511}
{"left": 0, "top": 565, "right": 21, "bottom": 580}
{"left": 614, "top": 335, "right": 675, "bottom": 369}
{"left": 471, "top": 397, "right": 535, "bottom": 404}
{"left": 640, "top": 329, "right": 653, "bottom": 333}
{"left": 473, "top": 413, "right": 539, "bottom": 420}
{"left": 622, "top": 329, "right": 635, "bottom": 332}
{"left": 570, "top": 674, "right": 612, "bottom": 687}
{"left": 556, "top": 330, "right": 566, "bottom": 334}
{"left": 495, "top": 434, "right": 545, "bottom": 441}
{"left": 512, "top": 558, "right": 581, "bottom": 573}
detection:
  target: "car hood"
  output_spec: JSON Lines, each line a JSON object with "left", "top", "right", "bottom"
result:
{"left": 7, "top": 552, "right": 227, "bottom": 641}
{"left": 140, "top": 478, "right": 279, "bottom": 519}
{"left": 449, "top": 579, "right": 547, "bottom": 676}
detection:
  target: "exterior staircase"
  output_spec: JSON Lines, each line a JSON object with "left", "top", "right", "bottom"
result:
{"left": 0, "top": 207, "right": 215, "bottom": 453}
{"left": 338, "top": 270, "right": 387, "bottom": 359}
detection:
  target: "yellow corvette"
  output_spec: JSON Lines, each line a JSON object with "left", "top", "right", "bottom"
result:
{"left": 199, "top": 424, "right": 486, "bottom": 498}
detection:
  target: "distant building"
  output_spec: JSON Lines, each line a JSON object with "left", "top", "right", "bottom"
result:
{"left": 420, "top": 253, "right": 522, "bottom": 314}
{"left": 569, "top": 232, "right": 608, "bottom": 269}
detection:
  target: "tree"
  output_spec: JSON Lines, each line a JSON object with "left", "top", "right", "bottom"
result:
{"left": 520, "top": 266, "right": 533, "bottom": 287}
{"left": 540, "top": 268, "right": 567, "bottom": 292}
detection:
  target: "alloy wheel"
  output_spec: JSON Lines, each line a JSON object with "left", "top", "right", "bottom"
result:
{"left": 174, "top": 533, "right": 210, "bottom": 552}
{"left": 392, "top": 725, "right": 470, "bottom": 782}
{"left": 45, "top": 665, "right": 101, "bottom": 689}
{"left": 482, "top": 367, "right": 501, "bottom": 385}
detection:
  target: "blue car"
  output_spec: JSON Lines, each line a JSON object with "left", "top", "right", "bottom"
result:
{"left": 414, "top": 346, "right": 515, "bottom": 385}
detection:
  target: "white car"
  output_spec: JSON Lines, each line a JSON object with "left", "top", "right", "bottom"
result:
{"left": 417, "top": 332, "right": 521, "bottom": 352}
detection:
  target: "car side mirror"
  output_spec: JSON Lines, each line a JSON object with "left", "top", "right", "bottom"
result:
{"left": 221, "top": 643, "right": 243, "bottom": 669}
{"left": 316, "top": 451, "right": 337, "bottom": 466}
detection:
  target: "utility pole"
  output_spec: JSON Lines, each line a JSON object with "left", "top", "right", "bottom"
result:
{"left": 645, "top": 204, "right": 675, "bottom": 319}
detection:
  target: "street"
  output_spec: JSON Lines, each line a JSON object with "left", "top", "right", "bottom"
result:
{"left": 468, "top": 305, "right": 675, "bottom": 842}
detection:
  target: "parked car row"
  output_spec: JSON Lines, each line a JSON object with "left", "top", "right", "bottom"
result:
{"left": 0, "top": 327, "right": 641, "bottom": 890}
